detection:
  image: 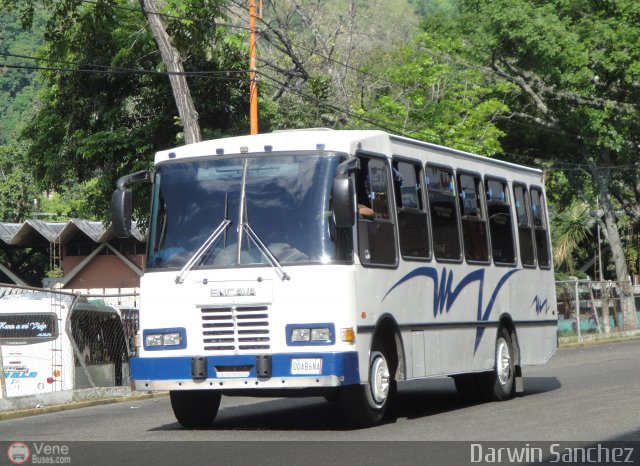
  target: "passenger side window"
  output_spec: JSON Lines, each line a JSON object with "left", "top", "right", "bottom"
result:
{"left": 485, "top": 179, "right": 516, "bottom": 265}
{"left": 513, "top": 183, "right": 536, "bottom": 267}
{"left": 355, "top": 156, "right": 397, "bottom": 266}
{"left": 394, "top": 159, "right": 430, "bottom": 260}
{"left": 457, "top": 173, "right": 489, "bottom": 263}
{"left": 530, "top": 187, "right": 551, "bottom": 268}
{"left": 427, "top": 165, "right": 461, "bottom": 261}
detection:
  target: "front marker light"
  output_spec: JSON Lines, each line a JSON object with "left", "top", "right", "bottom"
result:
{"left": 341, "top": 327, "right": 355, "bottom": 343}
{"left": 162, "top": 333, "right": 181, "bottom": 346}
{"left": 291, "top": 328, "right": 310, "bottom": 342}
{"left": 145, "top": 334, "right": 163, "bottom": 347}
{"left": 311, "top": 328, "right": 331, "bottom": 341}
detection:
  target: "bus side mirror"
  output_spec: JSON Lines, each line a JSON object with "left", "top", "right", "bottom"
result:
{"left": 111, "top": 170, "right": 152, "bottom": 238}
{"left": 332, "top": 158, "right": 359, "bottom": 228}
{"left": 111, "top": 189, "right": 133, "bottom": 238}
{"left": 332, "top": 177, "right": 354, "bottom": 227}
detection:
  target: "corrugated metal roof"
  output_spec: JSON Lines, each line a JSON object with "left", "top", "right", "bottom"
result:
{"left": 0, "top": 219, "right": 145, "bottom": 246}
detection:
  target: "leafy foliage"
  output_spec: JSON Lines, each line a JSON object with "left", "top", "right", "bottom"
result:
{"left": 7, "top": 0, "right": 249, "bottom": 222}
{"left": 357, "top": 33, "right": 513, "bottom": 156}
{"left": 0, "top": 9, "right": 46, "bottom": 145}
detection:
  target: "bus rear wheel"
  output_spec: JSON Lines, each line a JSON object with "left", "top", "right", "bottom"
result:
{"left": 340, "top": 347, "right": 391, "bottom": 427}
{"left": 486, "top": 327, "right": 515, "bottom": 401}
{"left": 170, "top": 390, "right": 221, "bottom": 428}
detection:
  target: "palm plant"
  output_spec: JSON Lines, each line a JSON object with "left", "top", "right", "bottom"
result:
{"left": 551, "top": 201, "right": 596, "bottom": 276}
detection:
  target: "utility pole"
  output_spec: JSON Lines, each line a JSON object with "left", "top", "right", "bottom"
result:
{"left": 249, "top": 0, "right": 259, "bottom": 135}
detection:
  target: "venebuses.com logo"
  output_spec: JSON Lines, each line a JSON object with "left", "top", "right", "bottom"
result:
{"left": 5, "top": 441, "right": 71, "bottom": 464}
{"left": 6, "top": 442, "right": 30, "bottom": 465}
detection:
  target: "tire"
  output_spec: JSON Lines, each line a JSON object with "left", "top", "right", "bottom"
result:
{"left": 170, "top": 390, "right": 221, "bottom": 429}
{"left": 340, "top": 348, "right": 391, "bottom": 427}
{"left": 487, "top": 327, "right": 515, "bottom": 401}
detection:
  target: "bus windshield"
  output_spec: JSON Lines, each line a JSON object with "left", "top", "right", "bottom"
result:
{"left": 146, "top": 152, "right": 353, "bottom": 270}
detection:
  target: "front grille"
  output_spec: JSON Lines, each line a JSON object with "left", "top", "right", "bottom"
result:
{"left": 200, "top": 305, "right": 270, "bottom": 351}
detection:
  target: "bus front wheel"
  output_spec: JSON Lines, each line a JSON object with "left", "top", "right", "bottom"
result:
{"left": 170, "top": 390, "right": 221, "bottom": 428}
{"left": 340, "top": 347, "right": 391, "bottom": 427}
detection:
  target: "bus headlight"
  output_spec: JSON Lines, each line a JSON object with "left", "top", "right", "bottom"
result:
{"left": 291, "top": 328, "right": 310, "bottom": 342}
{"left": 286, "top": 324, "right": 335, "bottom": 345}
{"left": 311, "top": 328, "right": 331, "bottom": 341}
{"left": 145, "top": 334, "right": 163, "bottom": 347}
{"left": 143, "top": 328, "right": 187, "bottom": 350}
{"left": 162, "top": 333, "right": 182, "bottom": 346}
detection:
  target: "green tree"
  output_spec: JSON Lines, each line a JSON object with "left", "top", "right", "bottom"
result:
{"left": 449, "top": 0, "right": 640, "bottom": 329}
{"left": 0, "top": 145, "right": 39, "bottom": 222}
{"left": 5, "top": 0, "right": 248, "bottom": 222}
{"left": 551, "top": 201, "right": 595, "bottom": 277}
{"left": 0, "top": 9, "right": 46, "bottom": 144}
{"left": 252, "top": 0, "right": 421, "bottom": 129}
{"left": 357, "top": 33, "right": 513, "bottom": 156}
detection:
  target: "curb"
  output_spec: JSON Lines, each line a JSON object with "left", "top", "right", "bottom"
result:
{"left": 559, "top": 329, "right": 640, "bottom": 348}
{"left": 0, "top": 391, "right": 167, "bottom": 421}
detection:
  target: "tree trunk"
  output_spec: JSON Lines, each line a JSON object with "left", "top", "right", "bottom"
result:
{"left": 139, "top": 0, "right": 201, "bottom": 144}
{"left": 589, "top": 153, "right": 638, "bottom": 330}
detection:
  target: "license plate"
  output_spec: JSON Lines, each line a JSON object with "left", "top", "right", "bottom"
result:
{"left": 290, "top": 358, "right": 322, "bottom": 375}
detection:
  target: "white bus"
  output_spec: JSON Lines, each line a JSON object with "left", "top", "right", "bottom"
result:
{"left": 0, "top": 286, "right": 76, "bottom": 398}
{"left": 0, "top": 285, "right": 130, "bottom": 398}
{"left": 112, "top": 129, "right": 557, "bottom": 427}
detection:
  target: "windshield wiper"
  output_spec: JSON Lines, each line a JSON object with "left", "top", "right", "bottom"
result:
{"left": 242, "top": 222, "right": 291, "bottom": 281}
{"left": 175, "top": 219, "right": 231, "bottom": 284}
{"left": 235, "top": 158, "right": 290, "bottom": 281}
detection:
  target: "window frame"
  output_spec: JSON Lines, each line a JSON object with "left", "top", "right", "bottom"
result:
{"left": 513, "top": 182, "right": 537, "bottom": 268}
{"left": 393, "top": 155, "right": 432, "bottom": 262}
{"left": 354, "top": 151, "right": 399, "bottom": 268}
{"left": 484, "top": 176, "right": 517, "bottom": 267}
{"left": 530, "top": 185, "right": 552, "bottom": 270}
{"left": 425, "top": 163, "right": 463, "bottom": 263}
{"left": 456, "top": 170, "right": 491, "bottom": 265}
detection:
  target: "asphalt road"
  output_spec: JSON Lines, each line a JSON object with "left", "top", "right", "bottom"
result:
{"left": 1, "top": 340, "right": 639, "bottom": 465}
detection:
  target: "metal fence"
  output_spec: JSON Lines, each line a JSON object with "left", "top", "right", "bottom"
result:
{"left": 0, "top": 285, "right": 138, "bottom": 400}
{"left": 556, "top": 279, "right": 640, "bottom": 338}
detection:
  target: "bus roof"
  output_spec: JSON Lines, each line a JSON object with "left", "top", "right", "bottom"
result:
{"left": 154, "top": 129, "right": 542, "bottom": 176}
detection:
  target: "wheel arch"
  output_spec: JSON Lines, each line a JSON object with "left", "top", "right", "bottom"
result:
{"left": 371, "top": 313, "right": 406, "bottom": 382}
{"left": 497, "top": 313, "right": 523, "bottom": 381}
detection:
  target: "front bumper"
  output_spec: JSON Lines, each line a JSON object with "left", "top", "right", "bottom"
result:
{"left": 131, "top": 351, "right": 360, "bottom": 391}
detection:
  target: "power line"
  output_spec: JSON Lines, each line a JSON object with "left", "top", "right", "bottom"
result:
{"left": 258, "top": 71, "right": 511, "bottom": 157}
{"left": 0, "top": 52, "right": 249, "bottom": 79}
{"left": 76, "top": 0, "right": 403, "bottom": 89}
{"left": 5, "top": 1, "right": 637, "bottom": 171}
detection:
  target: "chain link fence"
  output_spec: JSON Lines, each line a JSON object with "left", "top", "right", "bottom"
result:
{"left": 556, "top": 279, "right": 640, "bottom": 339}
{"left": 0, "top": 285, "right": 138, "bottom": 400}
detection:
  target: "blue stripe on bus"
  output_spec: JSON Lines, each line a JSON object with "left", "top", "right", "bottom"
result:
{"left": 130, "top": 351, "right": 360, "bottom": 385}
{"left": 383, "top": 266, "right": 520, "bottom": 353}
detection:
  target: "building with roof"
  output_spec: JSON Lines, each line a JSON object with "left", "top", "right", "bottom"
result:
{"left": 0, "top": 219, "right": 145, "bottom": 306}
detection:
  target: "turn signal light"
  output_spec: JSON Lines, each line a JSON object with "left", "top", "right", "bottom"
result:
{"left": 341, "top": 327, "right": 355, "bottom": 343}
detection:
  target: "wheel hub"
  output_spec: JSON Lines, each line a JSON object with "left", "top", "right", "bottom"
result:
{"left": 496, "top": 337, "right": 512, "bottom": 385}
{"left": 370, "top": 354, "right": 390, "bottom": 406}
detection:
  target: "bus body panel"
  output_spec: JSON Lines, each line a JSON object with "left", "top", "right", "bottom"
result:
{"left": 132, "top": 266, "right": 362, "bottom": 391}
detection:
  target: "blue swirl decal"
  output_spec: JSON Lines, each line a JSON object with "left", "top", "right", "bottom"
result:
{"left": 531, "top": 296, "right": 549, "bottom": 315}
{"left": 383, "top": 267, "right": 519, "bottom": 353}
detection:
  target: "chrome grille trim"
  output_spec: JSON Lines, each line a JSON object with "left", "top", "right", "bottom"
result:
{"left": 200, "top": 305, "right": 270, "bottom": 351}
